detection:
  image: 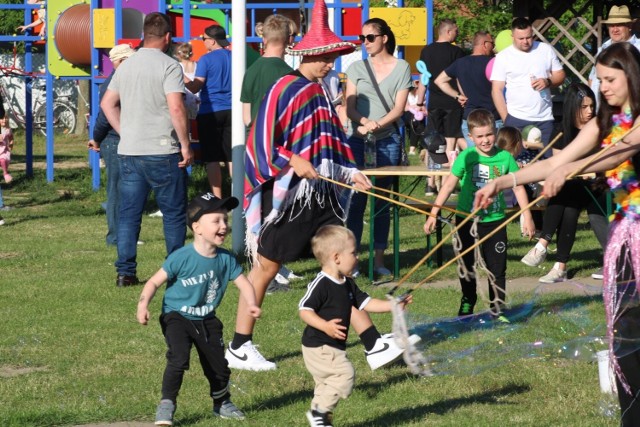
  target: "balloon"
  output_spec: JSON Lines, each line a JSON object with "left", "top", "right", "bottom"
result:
{"left": 416, "top": 60, "right": 431, "bottom": 86}
{"left": 495, "top": 29, "right": 512, "bottom": 53}
{"left": 485, "top": 57, "right": 495, "bottom": 81}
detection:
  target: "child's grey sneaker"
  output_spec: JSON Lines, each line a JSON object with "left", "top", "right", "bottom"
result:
{"left": 155, "top": 399, "right": 175, "bottom": 426}
{"left": 214, "top": 399, "right": 246, "bottom": 420}
{"left": 539, "top": 268, "right": 567, "bottom": 283}
{"left": 521, "top": 246, "right": 547, "bottom": 267}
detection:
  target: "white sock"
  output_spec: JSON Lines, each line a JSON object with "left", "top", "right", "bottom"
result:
{"left": 535, "top": 242, "right": 547, "bottom": 252}
{"left": 554, "top": 262, "right": 564, "bottom": 271}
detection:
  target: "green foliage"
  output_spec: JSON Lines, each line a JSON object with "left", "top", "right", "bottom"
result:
{"left": 0, "top": 0, "right": 36, "bottom": 54}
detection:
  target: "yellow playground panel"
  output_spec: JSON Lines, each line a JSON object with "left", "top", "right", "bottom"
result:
{"left": 369, "top": 8, "right": 427, "bottom": 46}
{"left": 93, "top": 8, "right": 115, "bottom": 49}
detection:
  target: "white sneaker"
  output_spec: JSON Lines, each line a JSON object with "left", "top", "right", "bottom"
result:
{"left": 591, "top": 267, "right": 604, "bottom": 280}
{"left": 365, "top": 333, "right": 421, "bottom": 370}
{"left": 539, "top": 268, "right": 567, "bottom": 283}
{"left": 275, "top": 273, "right": 290, "bottom": 285}
{"left": 149, "top": 210, "right": 163, "bottom": 218}
{"left": 225, "top": 341, "right": 276, "bottom": 371}
{"left": 521, "top": 246, "right": 547, "bottom": 267}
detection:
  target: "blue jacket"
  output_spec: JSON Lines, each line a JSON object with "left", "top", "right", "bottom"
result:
{"left": 93, "top": 71, "right": 119, "bottom": 143}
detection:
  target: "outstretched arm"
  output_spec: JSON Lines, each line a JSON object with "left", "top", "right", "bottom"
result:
{"left": 475, "top": 118, "right": 601, "bottom": 209}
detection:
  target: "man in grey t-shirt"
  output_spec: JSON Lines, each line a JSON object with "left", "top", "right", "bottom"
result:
{"left": 101, "top": 12, "right": 193, "bottom": 287}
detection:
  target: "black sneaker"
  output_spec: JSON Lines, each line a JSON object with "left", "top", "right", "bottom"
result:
{"left": 116, "top": 274, "right": 140, "bottom": 287}
{"left": 425, "top": 185, "right": 437, "bottom": 196}
{"left": 306, "top": 409, "right": 334, "bottom": 427}
{"left": 458, "top": 296, "right": 476, "bottom": 316}
{"left": 266, "top": 279, "right": 290, "bottom": 295}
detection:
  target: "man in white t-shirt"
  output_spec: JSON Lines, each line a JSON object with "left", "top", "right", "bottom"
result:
{"left": 589, "top": 5, "right": 640, "bottom": 105}
{"left": 491, "top": 17, "right": 565, "bottom": 151}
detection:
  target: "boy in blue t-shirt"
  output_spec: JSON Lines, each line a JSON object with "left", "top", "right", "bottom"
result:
{"left": 299, "top": 225, "right": 413, "bottom": 427}
{"left": 424, "top": 109, "right": 535, "bottom": 319}
{"left": 137, "top": 193, "right": 260, "bottom": 425}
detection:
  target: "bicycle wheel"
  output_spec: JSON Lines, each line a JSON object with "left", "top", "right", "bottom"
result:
{"left": 35, "top": 102, "right": 77, "bottom": 137}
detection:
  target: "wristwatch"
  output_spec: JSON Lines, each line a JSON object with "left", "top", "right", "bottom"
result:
{"left": 545, "top": 78, "right": 552, "bottom": 88}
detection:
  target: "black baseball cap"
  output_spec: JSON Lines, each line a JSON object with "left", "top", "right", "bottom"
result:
{"left": 425, "top": 131, "right": 448, "bottom": 165}
{"left": 205, "top": 25, "right": 230, "bottom": 47}
{"left": 187, "top": 193, "right": 239, "bottom": 229}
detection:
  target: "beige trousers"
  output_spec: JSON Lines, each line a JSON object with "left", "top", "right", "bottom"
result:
{"left": 302, "top": 345, "right": 355, "bottom": 412}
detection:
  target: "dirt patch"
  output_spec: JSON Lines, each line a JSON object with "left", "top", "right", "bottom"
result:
{"left": 0, "top": 365, "right": 48, "bottom": 378}
{"left": 11, "top": 161, "right": 89, "bottom": 171}
{"left": 379, "top": 275, "right": 603, "bottom": 295}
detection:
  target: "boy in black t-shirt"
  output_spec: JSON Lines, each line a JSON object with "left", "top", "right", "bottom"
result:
{"left": 298, "top": 225, "right": 413, "bottom": 427}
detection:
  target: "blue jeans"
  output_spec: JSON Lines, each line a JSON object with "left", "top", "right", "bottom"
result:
{"left": 115, "top": 154, "right": 187, "bottom": 276}
{"left": 101, "top": 136, "right": 120, "bottom": 246}
{"left": 461, "top": 119, "right": 503, "bottom": 148}
{"left": 346, "top": 132, "right": 401, "bottom": 250}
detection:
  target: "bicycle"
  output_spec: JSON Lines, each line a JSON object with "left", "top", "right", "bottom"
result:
{"left": 0, "top": 67, "right": 77, "bottom": 137}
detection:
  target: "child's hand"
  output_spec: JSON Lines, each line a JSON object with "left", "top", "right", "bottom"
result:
{"left": 521, "top": 217, "right": 536, "bottom": 241}
{"left": 323, "top": 318, "right": 347, "bottom": 341}
{"left": 248, "top": 305, "right": 261, "bottom": 318}
{"left": 136, "top": 307, "right": 150, "bottom": 325}
{"left": 424, "top": 216, "right": 437, "bottom": 234}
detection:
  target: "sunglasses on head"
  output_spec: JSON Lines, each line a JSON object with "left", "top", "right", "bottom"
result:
{"left": 358, "top": 34, "right": 383, "bottom": 43}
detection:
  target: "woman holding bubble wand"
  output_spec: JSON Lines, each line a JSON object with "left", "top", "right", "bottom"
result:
{"left": 475, "top": 42, "right": 640, "bottom": 426}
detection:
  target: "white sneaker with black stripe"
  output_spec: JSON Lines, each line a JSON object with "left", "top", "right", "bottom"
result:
{"left": 365, "top": 333, "right": 421, "bottom": 370}
{"left": 225, "top": 340, "right": 276, "bottom": 371}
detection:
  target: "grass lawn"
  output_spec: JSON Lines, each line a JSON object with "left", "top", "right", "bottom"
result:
{"left": 0, "top": 134, "right": 618, "bottom": 426}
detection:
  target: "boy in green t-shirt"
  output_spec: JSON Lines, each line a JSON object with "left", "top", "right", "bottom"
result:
{"left": 424, "top": 109, "right": 535, "bottom": 318}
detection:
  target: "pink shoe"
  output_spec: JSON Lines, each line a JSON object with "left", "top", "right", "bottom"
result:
{"left": 3, "top": 174, "right": 12, "bottom": 183}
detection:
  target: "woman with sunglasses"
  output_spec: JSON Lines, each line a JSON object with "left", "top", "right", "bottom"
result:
{"left": 345, "top": 18, "right": 412, "bottom": 276}
{"left": 519, "top": 83, "right": 610, "bottom": 283}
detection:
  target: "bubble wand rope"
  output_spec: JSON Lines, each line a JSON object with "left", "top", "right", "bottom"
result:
{"left": 386, "top": 205, "right": 484, "bottom": 296}
{"left": 317, "top": 175, "right": 468, "bottom": 219}
{"left": 367, "top": 183, "right": 471, "bottom": 217}
{"left": 392, "top": 121, "right": 640, "bottom": 298}
{"left": 529, "top": 132, "right": 563, "bottom": 164}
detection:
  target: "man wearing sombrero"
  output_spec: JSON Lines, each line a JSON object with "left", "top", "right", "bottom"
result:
{"left": 225, "top": 0, "right": 417, "bottom": 376}
{"left": 589, "top": 5, "right": 640, "bottom": 103}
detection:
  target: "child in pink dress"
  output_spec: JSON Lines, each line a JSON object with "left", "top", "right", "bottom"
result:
{"left": 0, "top": 117, "right": 14, "bottom": 183}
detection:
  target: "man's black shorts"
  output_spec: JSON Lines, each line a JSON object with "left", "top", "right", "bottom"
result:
{"left": 427, "top": 107, "right": 463, "bottom": 138}
{"left": 197, "top": 110, "right": 232, "bottom": 162}
{"left": 257, "top": 181, "right": 344, "bottom": 263}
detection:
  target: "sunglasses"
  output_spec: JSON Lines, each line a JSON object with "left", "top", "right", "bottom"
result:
{"left": 202, "top": 36, "right": 213, "bottom": 41}
{"left": 358, "top": 34, "right": 383, "bottom": 43}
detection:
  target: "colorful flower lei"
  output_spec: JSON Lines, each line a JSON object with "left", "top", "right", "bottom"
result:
{"left": 602, "top": 108, "right": 640, "bottom": 220}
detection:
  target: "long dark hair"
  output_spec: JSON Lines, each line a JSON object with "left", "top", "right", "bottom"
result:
{"left": 562, "top": 83, "right": 595, "bottom": 142}
{"left": 595, "top": 42, "right": 640, "bottom": 143}
{"left": 363, "top": 18, "right": 396, "bottom": 55}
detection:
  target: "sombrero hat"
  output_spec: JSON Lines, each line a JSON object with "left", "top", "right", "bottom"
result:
{"left": 287, "top": 0, "right": 355, "bottom": 56}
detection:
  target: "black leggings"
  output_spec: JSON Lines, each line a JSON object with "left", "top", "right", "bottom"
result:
{"left": 539, "top": 179, "right": 609, "bottom": 263}
{"left": 456, "top": 218, "right": 507, "bottom": 313}
{"left": 160, "top": 312, "right": 231, "bottom": 404}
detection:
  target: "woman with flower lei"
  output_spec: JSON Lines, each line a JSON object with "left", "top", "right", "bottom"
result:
{"left": 475, "top": 42, "right": 640, "bottom": 426}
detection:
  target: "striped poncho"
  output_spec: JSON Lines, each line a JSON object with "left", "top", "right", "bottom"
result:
{"left": 244, "top": 71, "right": 358, "bottom": 259}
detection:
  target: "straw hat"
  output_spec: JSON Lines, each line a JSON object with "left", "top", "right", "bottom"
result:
{"left": 109, "top": 44, "right": 135, "bottom": 62}
{"left": 287, "top": 0, "right": 355, "bottom": 56}
{"left": 602, "top": 5, "right": 634, "bottom": 24}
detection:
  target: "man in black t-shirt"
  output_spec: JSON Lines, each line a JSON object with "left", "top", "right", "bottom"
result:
{"left": 416, "top": 19, "right": 465, "bottom": 193}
